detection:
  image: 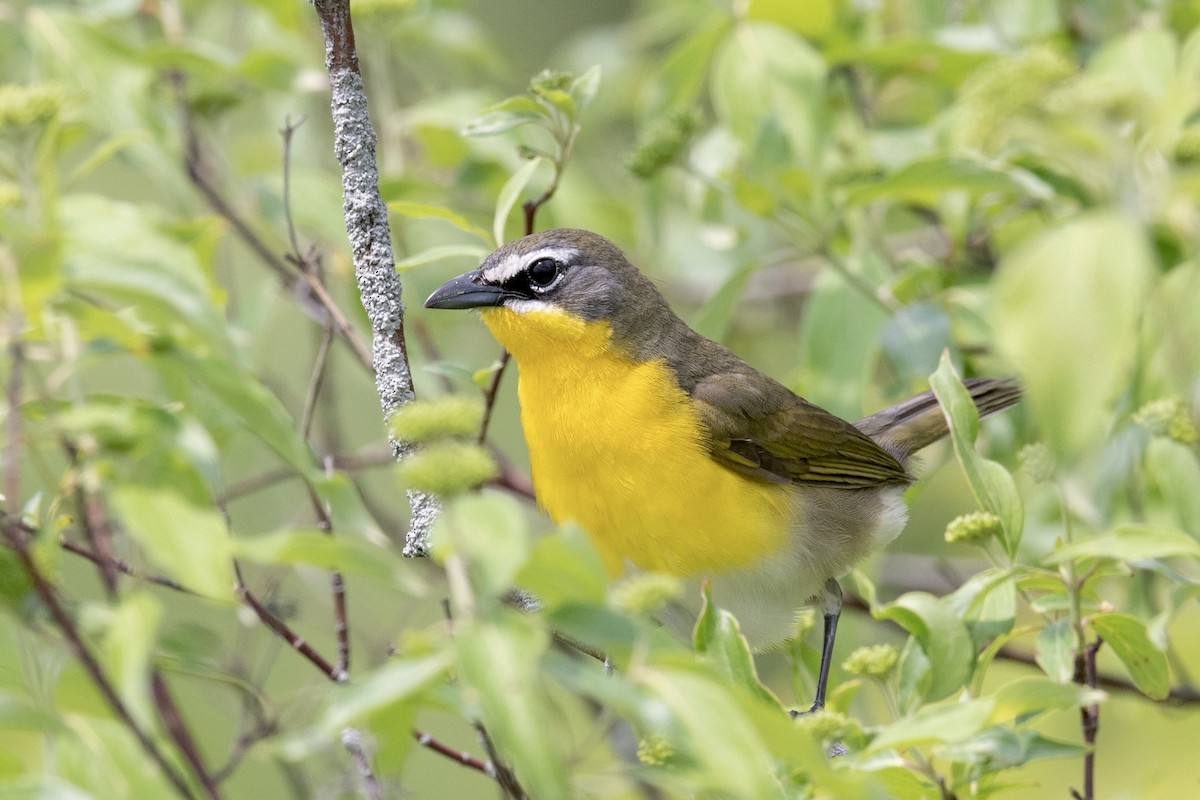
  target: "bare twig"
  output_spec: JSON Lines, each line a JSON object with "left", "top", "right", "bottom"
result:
{"left": 1072, "top": 637, "right": 1103, "bottom": 800}
{"left": 279, "top": 114, "right": 309, "bottom": 259}
{"left": 411, "top": 729, "right": 492, "bottom": 773}
{"left": 171, "top": 74, "right": 373, "bottom": 371}
{"left": 153, "top": 671, "right": 223, "bottom": 800}
{"left": 61, "top": 538, "right": 195, "bottom": 594}
{"left": 476, "top": 350, "right": 511, "bottom": 444}
{"left": 475, "top": 723, "right": 528, "bottom": 800}
{"left": 341, "top": 728, "right": 384, "bottom": 800}
{"left": 235, "top": 563, "right": 348, "bottom": 683}
{"left": 0, "top": 518, "right": 199, "bottom": 799}
{"left": 219, "top": 446, "right": 396, "bottom": 502}
{"left": 301, "top": 324, "right": 335, "bottom": 439}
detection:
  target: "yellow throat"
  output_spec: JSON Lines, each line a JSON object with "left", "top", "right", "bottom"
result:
{"left": 481, "top": 306, "right": 793, "bottom": 577}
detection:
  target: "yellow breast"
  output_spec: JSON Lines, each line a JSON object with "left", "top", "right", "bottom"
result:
{"left": 481, "top": 306, "right": 792, "bottom": 577}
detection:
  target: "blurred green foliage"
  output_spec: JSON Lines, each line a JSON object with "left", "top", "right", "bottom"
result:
{"left": 2, "top": 0, "right": 1200, "bottom": 798}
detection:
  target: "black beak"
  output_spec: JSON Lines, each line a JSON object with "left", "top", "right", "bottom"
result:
{"left": 424, "top": 270, "right": 505, "bottom": 310}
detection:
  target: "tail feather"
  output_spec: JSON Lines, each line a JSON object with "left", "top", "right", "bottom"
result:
{"left": 854, "top": 378, "right": 1021, "bottom": 459}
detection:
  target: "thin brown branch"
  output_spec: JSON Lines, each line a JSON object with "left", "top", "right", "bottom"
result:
{"left": 0, "top": 518, "right": 198, "bottom": 800}
{"left": 218, "top": 446, "right": 396, "bottom": 502}
{"left": 1073, "top": 637, "right": 1103, "bottom": 800}
{"left": 152, "top": 671, "right": 223, "bottom": 800}
{"left": 475, "top": 722, "right": 528, "bottom": 800}
{"left": 61, "top": 440, "right": 121, "bottom": 594}
{"left": 341, "top": 728, "right": 384, "bottom": 800}
{"left": 476, "top": 350, "right": 510, "bottom": 445}
{"left": 211, "top": 716, "right": 276, "bottom": 785}
{"left": 61, "top": 538, "right": 195, "bottom": 594}
{"left": 172, "top": 74, "right": 373, "bottom": 372}
{"left": 411, "top": 729, "right": 492, "bottom": 774}
{"left": 235, "top": 563, "right": 348, "bottom": 683}
{"left": 279, "top": 114, "right": 309, "bottom": 259}
{"left": 301, "top": 323, "right": 335, "bottom": 438}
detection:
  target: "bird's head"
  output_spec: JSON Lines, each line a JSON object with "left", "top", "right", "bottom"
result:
{"left": 425, "top": 229, "right": 669, "bottom": 358}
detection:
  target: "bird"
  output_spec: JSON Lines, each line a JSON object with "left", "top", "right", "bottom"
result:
{"left": 425, "top": 228, "right": 1019, "bottom": 711}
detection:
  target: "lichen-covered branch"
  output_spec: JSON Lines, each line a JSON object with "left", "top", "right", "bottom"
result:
{"left": 312, "top": 0, "right": 439, "bottom": 555}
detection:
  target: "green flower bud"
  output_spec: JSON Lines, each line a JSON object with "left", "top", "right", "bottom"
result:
{"left": 1134, "top": 397, "right": 1198, "bottom": 444}
{"left": 636, "top": 734, "right": 676, "bottom": 766}
{"left": 626, "top": 108, "right": 703, "bottom": 179}
{"left": 957, "top": 46, "right": 1074, "bottom": 150}
{"left": 0, "top": 83, "right": 68, "bottom": 130}
{"left": 1176, "top": 127, "right": 1200, "bottom": 165}
{"left": 944, "top": 511, "right": 1003, "bottom": 546}
{"left": 1018, "top": 442, "right": 1056, "bottom": 483}
{"left": 396, "top": 441, "right": 497, "bottom": 496}
{"left": 841, "top": 643, "right": 899, "bottom": 678}
{"left": 390, "top": 396, "right": 485, "bottom": 443}
{"left": 610, "top": 572, "right": 684, "bottom": 614}
{"left": 530, "top": 70, "right": 573, "bottom": 96}
{"left": 792, "top": 709, "right": 864, "bottom": 748}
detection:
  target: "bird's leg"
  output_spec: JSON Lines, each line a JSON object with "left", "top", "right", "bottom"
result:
{"left": 808, "top": 577, "right": 842, "bottom": 713}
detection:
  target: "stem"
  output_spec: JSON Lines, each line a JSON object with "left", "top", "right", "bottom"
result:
{"left": 0, "top": 519, "right": 199, "bottom": 800}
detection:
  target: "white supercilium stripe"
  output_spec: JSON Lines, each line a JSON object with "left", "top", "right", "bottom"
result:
{"left": 480, "top": 246, "right": 579, "bottom": 284}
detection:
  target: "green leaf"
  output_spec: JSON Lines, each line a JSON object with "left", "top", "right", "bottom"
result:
{"left": 181, "top": 353, "right": 317, "bottom": 477}
{"left": 930, "top": 353, "right": 1024, "bottom": 556}
{"left": 234, "top": 529, "right": 422, "bottom": 594}
{"left": 692, "top": 585, "right": 783, "bottom": 708}
{"left": 690, "top": 262, "right": 754, "bottom": 341}
{"left": 492, "top": 156, "right": 543, "bottom": 247}
{"left": 61, "top": 195, "right": 231, "bottom": 355}
{"left": 1035, "top": 617, "right": 1075, "bottom": 683}
{"left": 867, "top": 697, "right": 994, "bottom": 752}
{"left": 516, "top": 523, "right": 608, "bottom": 609}
{"left": 1045, "top": 524, "right": 1200, "bottom": 564}
{"left": 110, "top": 487, "right": 235, "bottom": 600}
{"left": 316, "top": 652, "right": 452, "bottom": 735}
{"left": 431, "top": 492, "right": 529, "bottom": 600}
{"left": 947, "top": 568, "right": 1017, "bottom": 649}
{"left": 0, "top": 694, "right": 67, "bottom": 734}
{"left": 637, "top": 667, "right": 780, "bottom": 797}
{"left": 387, "top": 201, "right": 492, "bottom": 242}
{"left": 875, "top": 592, "right": 973, "bottom": 702}
{"left": 995, "top": 212, "right": 1155, "bottom": 459}
{"left": 989, "top": 677, "right": 1105, "bottom": 722}
{"left": 569, "top": 65, "right": 602, "bottom": 112}
{"left": 1144, "top": 439, "right": 1200, "bottom": 538}
{"left": 711, "top": 22, "right": 826, "bottom": 168}
{"left": 845, "top": 157, "right": 1047, "bottom": 206}
{"left": 394, "top": 244, "right": 489, "bottom": 272}
{"left": 1089, "top": 612, "right": 1170, "bottom": 700}
{"left": 457, "top": 615, "right": 569, "bottom": 799}
{"left": 100, "top": 592, "right": 163, "bottom": 731}
{"left": 461, "top": 96, "right": 548, "bottom": 137}
{"left": 0, "top": 777, "right": 101, "bottom": 800}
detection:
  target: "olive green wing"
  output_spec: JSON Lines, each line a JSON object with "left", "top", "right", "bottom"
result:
{"left": 690, "top": 372, "right": 911, "bottom": 488}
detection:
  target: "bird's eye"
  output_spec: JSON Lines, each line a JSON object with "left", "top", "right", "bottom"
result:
{"left": 526, "top": 257, "right": 563, "bottom": 291}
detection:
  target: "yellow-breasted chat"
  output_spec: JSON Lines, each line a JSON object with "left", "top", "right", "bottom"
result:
{"left": 425, "top": 228, "right": 1019, "bottom": 711}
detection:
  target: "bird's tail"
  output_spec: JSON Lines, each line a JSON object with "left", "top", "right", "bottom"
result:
{"left": 854, "top": 377, "right": 1021, "bottom": 459}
